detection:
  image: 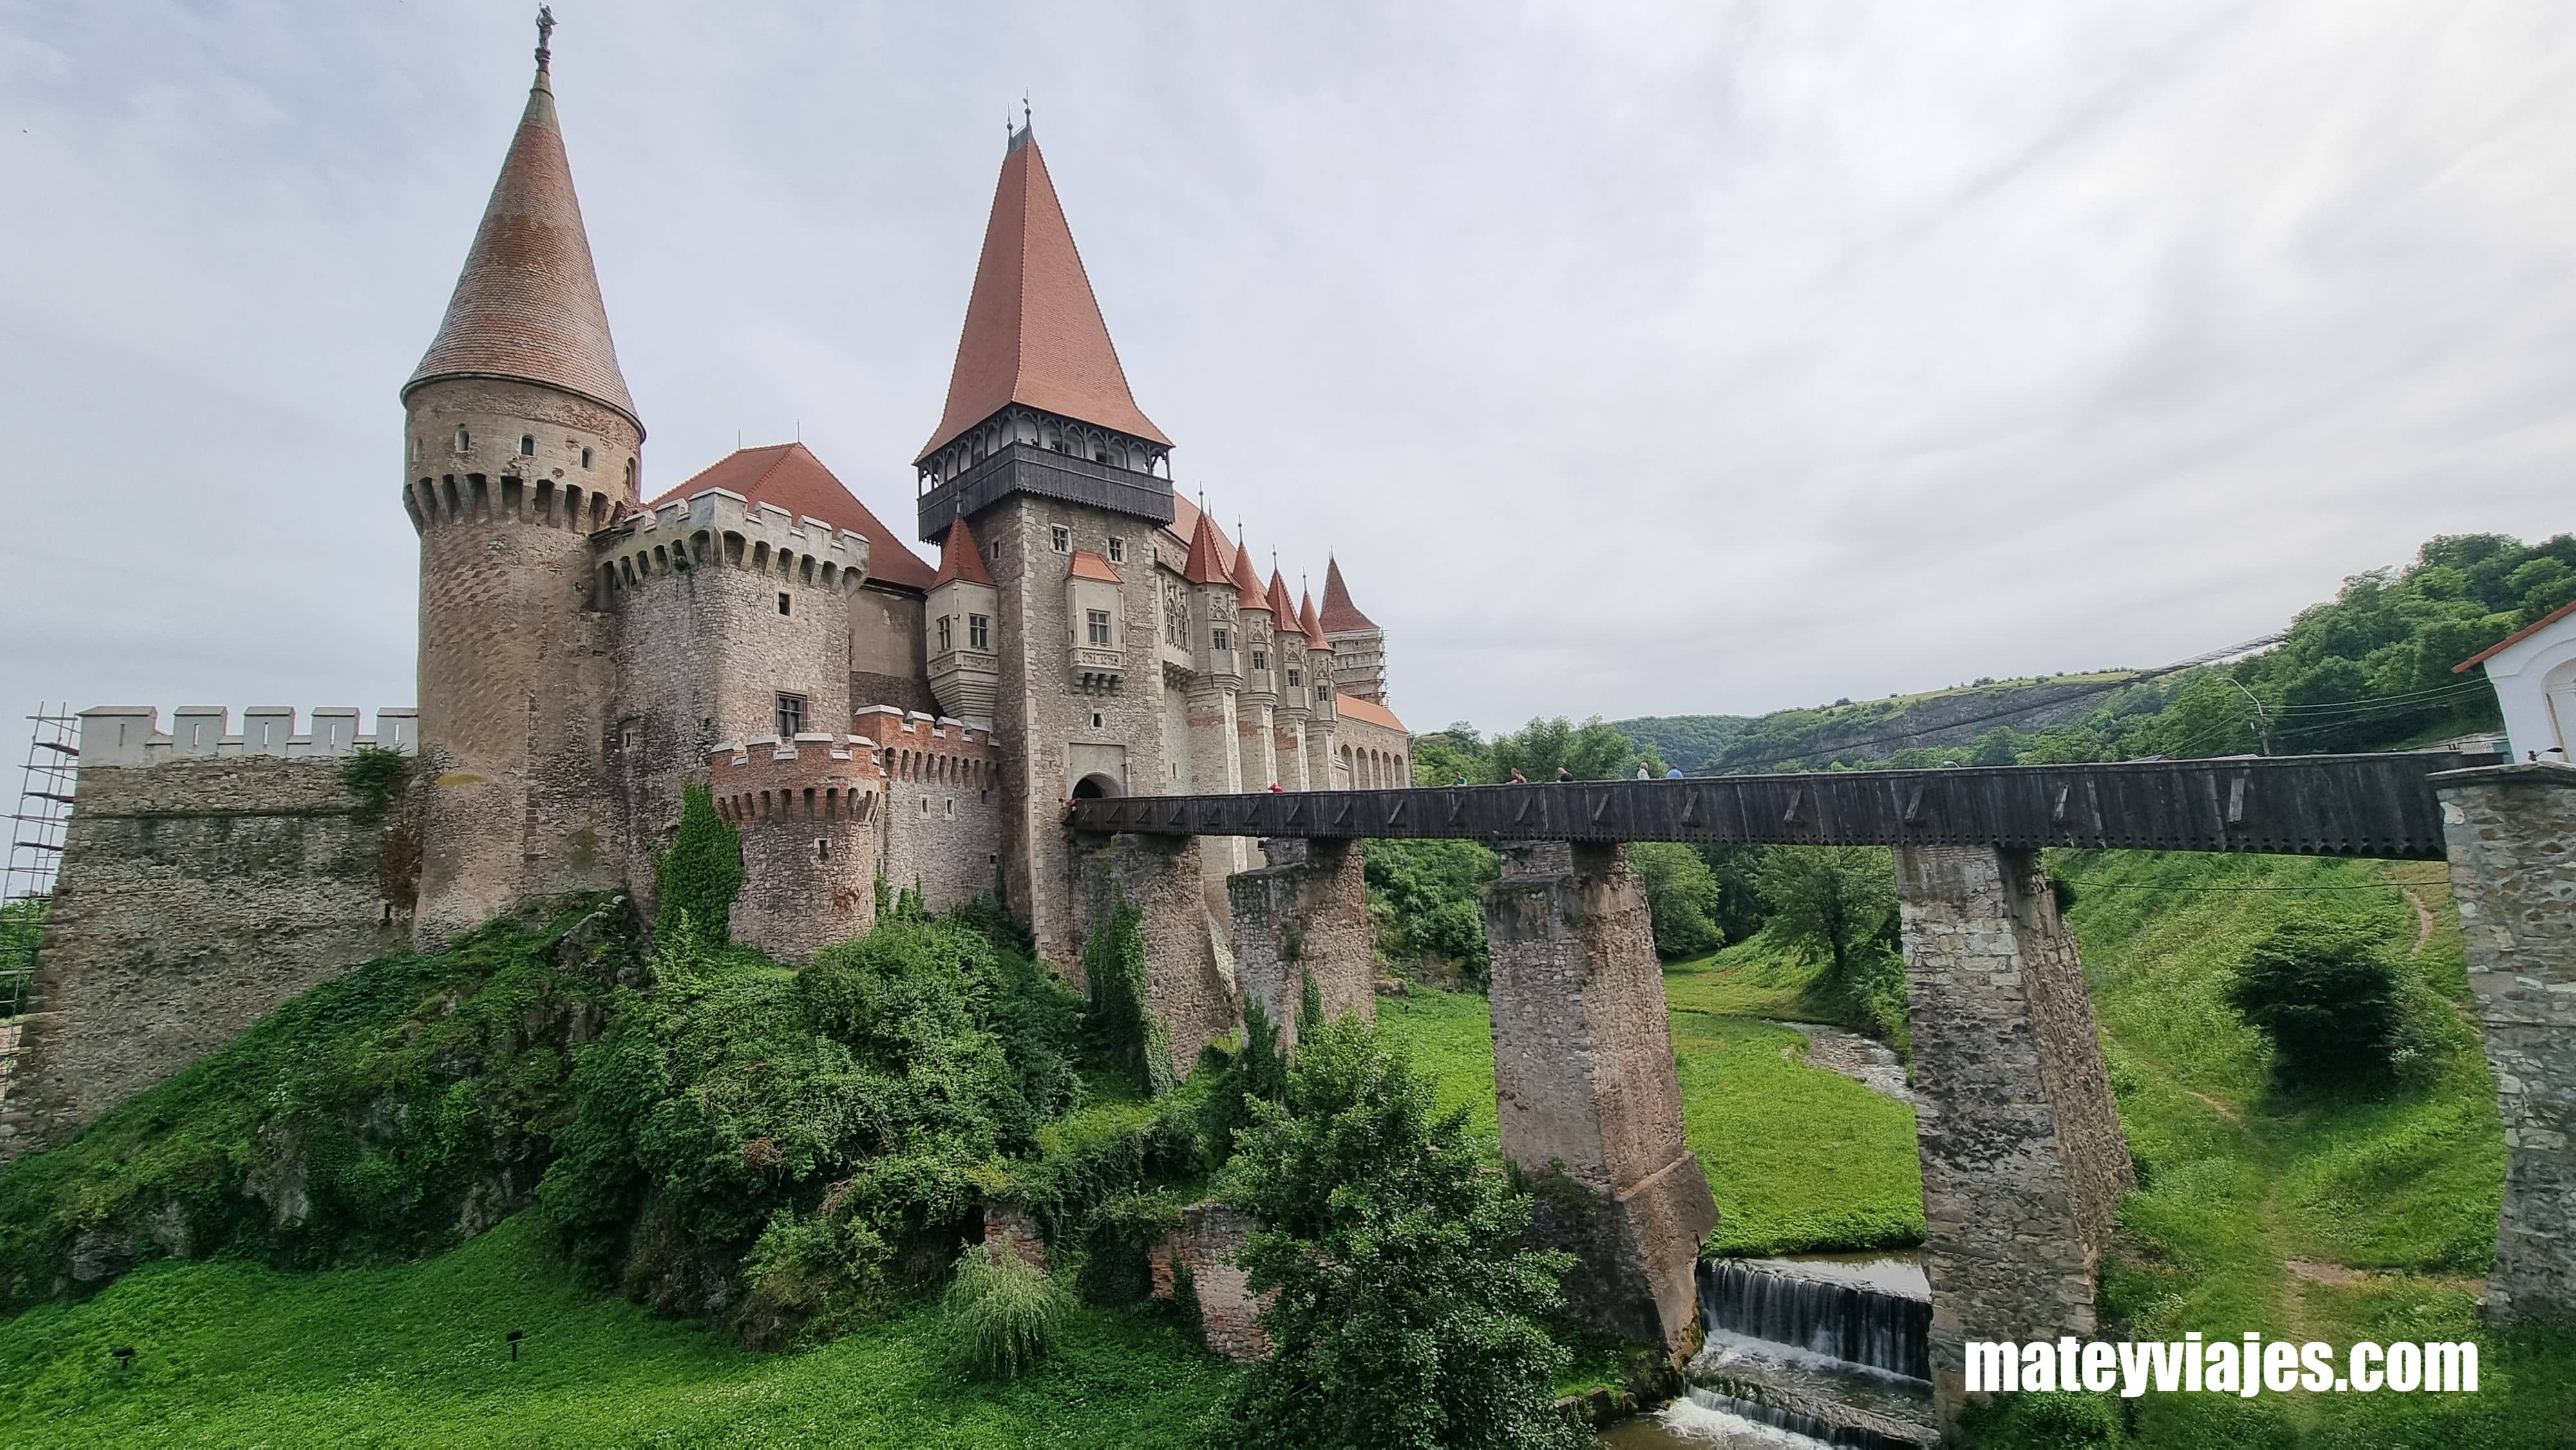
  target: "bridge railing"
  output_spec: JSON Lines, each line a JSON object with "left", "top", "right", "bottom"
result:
{"left": 1065, "top": 751, "right": 2490, "bottom": 860}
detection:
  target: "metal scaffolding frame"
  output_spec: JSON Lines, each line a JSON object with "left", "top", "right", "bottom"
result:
{"left": 1, "top": 706, "right": 77, "bottom": 1035}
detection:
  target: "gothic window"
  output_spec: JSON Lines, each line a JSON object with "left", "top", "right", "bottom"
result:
{"left": 1051, "top": 525, "right": 1070, "bottom": 554}
{"left": 1107, "top": 537, "right": 1126, "bottom": 564}
{"left": 937, "top": 616, "right": 953, "bottom": 652}
{"left": 969, "top": 614, "right": 990, "bottom": 648}
{"left": 1087, "top": 609, "right": 1112, "bottom": 646}
{"left": 520, "top": 435, "right": 536, "bottom": 457}
{"left": 775, "top": 693, "right": 806, "bottom": 736}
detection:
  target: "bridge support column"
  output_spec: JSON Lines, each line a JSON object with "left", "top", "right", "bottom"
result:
{"left": 1484, "top": 840, "right": 1715, "bottom": 1355}
{"left": 1227, "top": 838, "right": 1374, "bottom": 1051}
{"left": 2436, "top": 764, "right": 2576, "bottom": 1328}
{"left": 1070, "top": 832, "right": 1240, "bottom": 1072}
{"left": 1895, "top": 843, "right": 2132, "bottom": 1424}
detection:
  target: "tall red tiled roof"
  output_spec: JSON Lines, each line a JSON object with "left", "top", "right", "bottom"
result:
{"left": 931, "top": 513, "right": 996, "bottom": 589}
{"left": 1320, "top": 558, "right": 1377, "bottom": 633}
{"left": 1182, "top": 511, "right": 1231, "bottom": 587}
{"left": 1231, "top": 532, "right": 1270, "bottom": 611}
{"left": 405, "top": 60, "right": 638, "bottom": 429}
{"left": 1298, "top": 591, "right": 1331, "bottom": 650}
{"left": 1267, "top": 570, "right": 1298, "bottom": 630}
{"left": 1068, "top": 549, "right": 1123, "bottom": 584}
{"left": 648, "top": 442, "right": 934, "bottom": 590}
{"left": 916, "top": 129, "right": 1169, "bottom": 464}
{"left": 1167, "top": 493, "right": 1237, "bottom": 576}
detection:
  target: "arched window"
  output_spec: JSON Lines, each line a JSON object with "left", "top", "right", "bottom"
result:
{"left": 581, "top": 446, "right": 594, "bottom": 469}
{"left": 519, "top": 434, "right": 536, "bottom": 457}
{"left": 453, "top": 427, "right": 469, "bottom": 453}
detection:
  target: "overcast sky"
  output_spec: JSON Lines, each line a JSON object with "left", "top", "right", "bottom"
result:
{"left": 3, "top": 1, "right": 2573, "bottom": 746}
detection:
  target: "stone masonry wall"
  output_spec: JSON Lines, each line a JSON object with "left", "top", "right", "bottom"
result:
{"left": 1484, "top": 840, "right": 1715, "bottom": 1353}
{"left": 858, "top": 710, "right": 1003, "bottom": 915}
{"left": 709, "top": 739, "right": 883, "bottom": 962}
{"left": 1, "top": 758, "right": 409, "bottom": 1160}
{"left": 1227, "top": 837, "right": 1374, "bottom": 1050}
{"left": 1072, "top": 831, "right": 1239, "bottom": 1068}
{"left": 2435, "top": 764, "right": 2576, "bottom": 1327}
{"left": 1893, "top": 843, "right": 2134, "bottom": 1422}
{"left": 1149, "top": 1201, "right": 1273, "bottom": 1362}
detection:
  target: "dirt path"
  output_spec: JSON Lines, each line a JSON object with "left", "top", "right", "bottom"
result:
{"left": 2401, "top": 887, "right": 2438, "bottom": 956}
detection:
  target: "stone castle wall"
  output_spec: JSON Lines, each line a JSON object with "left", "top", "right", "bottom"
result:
{"left": 710, "top": 737, "right": 884, "bottom": 961}
{"left": 858, "top": 709, "right": 1003, "bottom": 914}
{"left": 1228, "top": 837, "right": 1374, "bottom": 1049}
{"left": 2, "top": 722, "right": 417, "bottom": 1161}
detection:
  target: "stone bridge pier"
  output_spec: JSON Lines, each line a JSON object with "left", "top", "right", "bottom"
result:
{"left": 2434, "top": 764, "right": 2576, "bottom": 1328}
{"left": 1895, "top": 843, "right": 2133, "bottom": 1422}
{"left": 1227, "top": 837, "right": 1375, "bottom": 1050}
{"left": 1484, "top": 840, "right": 1717, "bottom": 1354}
{"left": 1069, "top": 831, "right": 1240, "bottom": 1069}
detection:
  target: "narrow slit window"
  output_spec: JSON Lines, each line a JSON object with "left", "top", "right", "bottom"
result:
{"left": 778, "top": 592, "right": 792, "bottom": 616}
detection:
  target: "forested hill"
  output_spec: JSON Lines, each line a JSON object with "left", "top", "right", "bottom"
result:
{"left": 1617, "top": 673, "right": 2138, "bottom": 774}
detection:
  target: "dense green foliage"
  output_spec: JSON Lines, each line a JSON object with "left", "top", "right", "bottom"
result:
{"left": 943, "top": 1242, "right": 1075, "bottom": 1382}
{"left": 1628, "top": 842, "right": 1723, "bottom": 959}
{"left": 0, "top": 896, "right": 44, "bottom": 1019}
{"left": 654, "top": 784, "right": 744, "bottom": 947}
{"left": 0, "top": 901, "right": 631, "bottom": 1312}
{"left": 1412, "top": 717, "right": 1649, "bottom": 784}
{"left": 0, "top": 1214, "right": 1227, "bottom": 1447}
{"left": 1363, "top": 838, "right": 1498, "bottom": 983}
{"left": 1609, "top": 713, "right": 1756, "bottom": 773}
{"left": 538, "top": 910, "right": 1083, "bottom": 1346}
{"left": 2228, "top": 916, "right": 2414, "bottom": 1089}
{"left": 1206, "top": 1019, "right": 1585, "bottom": 1450}
{"left": 1753, "top": 845, "right": 1908, "bottom": 1046}
{"left": 336, "top": 743, "right": 413, "bottom": 816}
{"left": 1082, "top": 898, "right": 1179, "bottom": 1097}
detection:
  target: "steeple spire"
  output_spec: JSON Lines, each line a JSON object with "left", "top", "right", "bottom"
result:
{"left": 917, "top": 129, "right": 1167, "bottom": 464}
{"left": 404, "top": 12, "right": 639, "bottom": 432}
{"left": 1231, "top": 530, "right": 1270, "bottom": 612}
{"left": 1320, "top": 557, "right": 1377, "bottom": 632}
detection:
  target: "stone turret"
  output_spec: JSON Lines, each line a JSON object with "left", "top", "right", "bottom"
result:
{"left": 1232, "top": 536, "right": 1279, "bottom": 788}
{"left": 1298, "top": 587, "right": 1339, "bottom": 787}
{"left": 1268, "top": 569, "right": 1311, "bottom": 789}
{"left": 404, "top": 18, "right": 639, "bottom": 943}
{"left": 925, "top": 514, "right": 1001, "bottom": 728}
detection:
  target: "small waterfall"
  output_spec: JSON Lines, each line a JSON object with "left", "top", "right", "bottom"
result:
{"left": 1698, "top": 1259, "right": 1931, "bottom": 1382}
{"left": 1681, "top": 1388, "right": 1923, "bottom": 1450}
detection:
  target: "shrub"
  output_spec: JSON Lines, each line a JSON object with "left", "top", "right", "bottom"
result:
{"left": 1207, "top": 1019, "right": 1586, "bottom": 1450}
{"left": 1083, "top": 898, "right": 1177, "bottom": 1097}
{"left": 337, "top": 745, "right": 413, "bottom": 818}
{"left": 654, "top": 784, "right": 743, "bottom": 949}
{"left": 1961, "top": 1389, "right": 2124, "bottom": 1448}
{"left": 2228, "top": 916, "right": 2407, "bottom": 1088}
{"left": 944, "top": 1242, "right": 1072, "bottom": 1381}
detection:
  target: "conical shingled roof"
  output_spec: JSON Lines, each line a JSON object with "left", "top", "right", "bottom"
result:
{"left": 1298, "top": 591, "right": 1331, "bottom": 650}
{"left": 1266, "top": 569, "right": 1298, "bottom": 629}
{"left": 1182, "top": 511, "right": 1231, "bottom": 587}
{"left": 916, "top": 127, "right": 1170, "bottom": 464}
{"left": 931, "top": 513, "right": 996, "bottom": 589}
{"left": 1231, "top": 532, "right": 1270, "bottom": 612}
{"left": 1320, "top": 558, "right": 1377, "bottom": 633}
{"left": 405, "top": 57, "right": 638, "bottom": 430}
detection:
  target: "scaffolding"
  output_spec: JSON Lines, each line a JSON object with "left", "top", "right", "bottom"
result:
{"left": 1, "top": 706, "right": 77, "bottom": 1036}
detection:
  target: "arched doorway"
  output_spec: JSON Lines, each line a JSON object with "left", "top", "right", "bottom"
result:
{"left": 1071, "top": 773, "right": 1124, "bottom": 800}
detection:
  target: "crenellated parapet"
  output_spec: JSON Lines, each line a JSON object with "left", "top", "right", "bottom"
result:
{"left": 707, "top": 734, "right": 885, "bottom": 829}
{"left": 77, "top": 706, "right": 418, "bottom": 768}
{"left": 594, "top": 487, "right": 869, "bottom": 601}
{"left": 852, "top": 706, "right": 1001, "bottom": 788}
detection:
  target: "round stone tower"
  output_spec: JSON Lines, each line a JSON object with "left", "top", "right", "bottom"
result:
{"left": 402, "top": 19, "right": 643, "bottom": 943}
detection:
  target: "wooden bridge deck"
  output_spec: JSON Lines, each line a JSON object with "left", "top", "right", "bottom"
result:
{"left": 1064, "top": 751, "right": 2489, "bottom": 860}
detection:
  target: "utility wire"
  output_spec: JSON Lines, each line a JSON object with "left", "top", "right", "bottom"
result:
{"left": 1706, "top": 631, "right": 2288, "bottom": 773}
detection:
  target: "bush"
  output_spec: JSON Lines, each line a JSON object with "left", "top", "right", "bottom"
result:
{"left": 1364, "top": 839, "right": 1498, "bottom": 985}
{"left": 1206, "top": 1019, "right": 1586, "bottom": 1450}
{"left": 1084, "top": 898, "right": 1177, "bottom": 1097}
{"left": 944, "top": 1242, "right": 1073, "bottom": 1381}
{"left": 2228, "top": 916, "right": 2407, "bottom": 1089}
{"left": 1629, "top": 842, "right": 1723, "bottom": 959}
{"left": 1960, "top": 1389, "right": 2124, "bottom": 1449}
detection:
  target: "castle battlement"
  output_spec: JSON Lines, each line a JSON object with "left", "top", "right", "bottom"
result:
{"left": 77, "top": 706, "right": 419, "bottom": 768}
{"left": 852, "top": 706, "right": 999, "bottom": 786}
{"left": 708, "top": 734, "right": 884, "bottom": 827}
{"left": 596, "top": 487, "right": 870, "bottom": 597}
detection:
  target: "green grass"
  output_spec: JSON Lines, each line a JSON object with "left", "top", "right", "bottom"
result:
{"left": 1658, "top": 937, "right": 1839, "bottom": 1022}
{"left": 2060, "top": 849, "right": 2576, "bottom": 1448}
{"left": 0, "top": 1213, "right": 1226, "bottom": 1447}
{"left": 1378, "top": 983, "right": 1924, "bottom": 1256}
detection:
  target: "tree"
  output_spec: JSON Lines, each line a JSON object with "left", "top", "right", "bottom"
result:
{"left": 2227, "top": 916, "right": 2405, "bottom": 1089}
{"left": 655, "top": 783, "right": 744, "bottom": 947}
{"left": 1206, "top": 1021, "right": 1586, "bottom": 1450}
{"left": 1754, "top": 845, "right": 1897, "bottom": 988}
{"left": 1488, "top": 715, "right": 1638, "bottom": 782}
{"left": 1410, "top": 726, "right": 1492, "bottom": 786}
{"left": 1629, "top": 842, "right": 1723, "bottom": 959}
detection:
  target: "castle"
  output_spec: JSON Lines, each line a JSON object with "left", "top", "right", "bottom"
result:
{"left": 0, "top": 28, "right": 1410, "bottom": 1158}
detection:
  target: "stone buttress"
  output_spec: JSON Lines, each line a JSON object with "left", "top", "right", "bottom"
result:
{"left": 1893, "top": 843, "right": 2132, "bottom": 1421}
{"left": 1483, "top": 840, "right": 1716, "bottom": 1354}
{"left": 1227, "top": 837, "right": 1374, "bottom": 1049}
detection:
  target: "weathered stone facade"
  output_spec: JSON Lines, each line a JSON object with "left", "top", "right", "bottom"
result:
{"left": 1483, "top": 840, "right": 1716, "bottom": 1354}
{"left": 1227, "top": 837, "right": 1374, "bottom": 1049}
{"left": 1071, "top": 831, "right": 1238, "bottom": 1068}
{"left": 3, "top": 748, "right": 413, "bottom": 1158}
{"left": 2435, "top": 764, "right": 2576, "bottom": 1328}
{"left": 857, "top": 709, "right": 1003, "bottom": 915}
{"left": 1149, "top": 1201, "right": 1273, "bottom": 1362}
{"left": 1893, "top": 843, "right": 2132, "bottom": 1420}
{"left": 708, "top": 737, "right": 883, "bottom": 962}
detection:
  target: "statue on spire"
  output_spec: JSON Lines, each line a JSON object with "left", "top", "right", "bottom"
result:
{"left": 535, "top": 5, "right": 556, "bottom": 73}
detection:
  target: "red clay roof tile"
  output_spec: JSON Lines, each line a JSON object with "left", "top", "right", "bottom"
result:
{"left": 406, "top": 64, "right": 638, "bottom": 429}
{"left": 1232, "top": 532, "right": 1270, "bottom": 611}
{"left": 917, "top": 131, "right": 1168, "bottom": 464}
{"left": 1298, "top": 591, "right": 1330, "bottom": 650}
{"left": 1334, "top": 695, "right": 1408, "bottom": 733}
{"left": 1068, "top": 549, "right": 1123, "bottom": 584}
{"left": 1182, "top": 511, "right": 1231, "bottom": 587}
{"left": 1320, "top": 558, "right": 1377, "bottom": 633}
{"left": 1267, "top": 569, "right": 1298, "bottom": 628}
{"left": 931, "top": 513, "right": 996, "bottom": 589}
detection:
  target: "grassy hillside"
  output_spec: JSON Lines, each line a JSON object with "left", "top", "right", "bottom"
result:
{"left": 0, "top": 1213, "right": 1222, "bottom": 1447}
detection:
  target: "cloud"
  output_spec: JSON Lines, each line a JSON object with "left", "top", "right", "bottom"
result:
{"left": 1, "top": 0, "right": 2571, "bottom": 739}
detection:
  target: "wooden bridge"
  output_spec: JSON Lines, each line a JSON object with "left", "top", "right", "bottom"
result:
{"left": 1066, "top": 749, "right": 2485, "bottom": 858}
